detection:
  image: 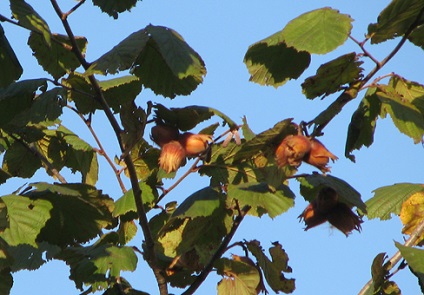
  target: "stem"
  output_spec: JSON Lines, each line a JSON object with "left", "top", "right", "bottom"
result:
{"left": 64, "top": 0, "right": 86, "bottom": 18}
{"left": 358, "top": 219, "right": 424, "bottom": 295}
{"left": 310, "top": 6, "right": 424, "bottom": 137}
{"left": 182, "top": 202, "right": 251, "bottom": 295}
{"left": 349, "top": 35, "right": 380, "bottom": 66}
{"left": 66, "top": 106, "right": 127, "bottom": 194}
{"left": 49, "top": 1, "right": 167, "bottom": 293}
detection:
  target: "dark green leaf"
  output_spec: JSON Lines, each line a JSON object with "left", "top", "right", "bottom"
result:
{"left": 227, "top": 182, "right": 295, "bottom": 218}
{"left": 92, "top": 0, "right": 139, "bottom": 19}
{"left": 233, "top": 119, "right": 296, "bottom": 162}
{"left": 28, "top": 32, "right": 87, "bottom": 80}
{"left": 113, "top": 181, "right": 157, "bottom": 219}
{"left": 302, "top": 53, "right": 363, "bottom": 99}
{"left": 117, "top": 220, "right": 137, "bottom": 245}
{"left": 244, "top": 35, "right": 310, "bottom": 87}
{"left": 396, "top": 242, "right": 424, "bottom": 287}
{"left": 7, "top": 242, "right": 61, "bottom": 271}
{"left": 2, "top": 141, "right": 42, "bottom": 179}
{"left": 241, "top": 116, "right": 255, "bottom": 141}
{"left": 0, "top": 268, "right": 12, "bottom": 295}
{"left": 408, "top": 24, "right": 424, "bottom": 49}
{"left": 298, "top": 174, "right": 366, "bottom": 213}
{"left": 0, "top": 24, "right": 22, "bottom": 87}
{"left": 368, "top": 0, "right": 424, "bottom": 44}
{"left": 371, "top": 253, "right": 389, "bottom": 293}
{"left": 58, "top": 243, "right": 137, "bottom": 291}
{"left": 0, "top": 194, "right": 52, "bottom": 247}
{"left": 282, "top": 7, "right": 353, "bottom": 54}
{"left": 366, "top": 183, "right": 424, "bottom": 220}
{"left": 26, "top": 182, "right": 115, "bottom": 247}
{"left": 376, "top": 84, "right": 424, "bottom": 143}
{"left": 154, "top": 104, "right": 238, "bottom": 131}
{"left": 62, "top": 72, "right": 99, "bottom": 114}
{"left": 246, "top": 240, "right": 295, "bottom": 294}
{"left": 10, "top": 0, "right": 51, "bottom": 45}
{"left": 171, "top": 187, "right": 222, "bottom": 219}
{"left": 345, "top": 87, "right": 381, "bottom": 161}
{"left": 100, "top": 76, "right": 143, "bottom": 113}
{"left": 0, "top": 169, "right": 12, "bottom": 186}
{"left": 103, "top": 278, "right": 150, "bottom": 295}
{"left": 0, "top": 79, "right": 47, "bottom": 128}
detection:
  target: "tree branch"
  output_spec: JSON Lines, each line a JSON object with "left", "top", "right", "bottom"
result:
{"left": 358, "top": 219, "right": 424, "bottom": 295}
{"left": 49, "top": 1, "right": 167, "bottom": 293}
{"left": 181, "top": 202, "right": 251, "bottom": 295}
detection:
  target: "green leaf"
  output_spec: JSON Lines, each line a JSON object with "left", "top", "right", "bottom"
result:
{"left": 281, "top": 7, "right": 353, "bottom": 54}
{"left": 389, "top": 75, "right": 424, "bottom": 114}
{"left": 244, "top": 34, "right": 310, "bottom": 87}
{"left": 227, "top": 182, "right": 295, "bottom": 218}
{"left": 246, "top": 240, "right": 295, "bottom": 294}
{"left": 131, "top": 25, "right": 206, "bottom": 98}
{"left": 26, "top": 182, "right": 115, "bottom": 247}
{"left": 376, "top": 84, "right": 424, "bottom": 143}
{"left": 171, "top": 187, "right": 222, "bottom": 219}
{"left": 0, "top": 79, "right": 47, "bottom": 128}
{"left": 371, "top": 253, "right": 389, "bottom": 293}
{"left": 10, "top": 0, "right": 51, "bottom": 46}
{"left": 7, "top": 242, "right": 61, "bottom": 271}
{"left": 216, "top": 258, "right": 261, "bottom": 295}
{"left": 154, "top": 103, "right": 238, "bottom": 131}
{"left": 368, "top": 0, "right": 424, "bottom": 44}
{"left": 0, "top": 24, "right": 22, "bottom": 87}
{"left": 62, "top": 72, "right": 99, "bottom": 114}
{"left": 345, "top": 87, "right": 381, "bottom": 161}
{"left": 408, "top": 24, "right": 424, "bottom": 49}
{"left": 117, "top": 220, "right": 137, "bottom": 245}
{"left": 86, "top": 30, "right": 150, "bottom": 75}
{"left": 233, "top": 119, "right": 296, "bottom": 163}
{"left": 99, "top": 76, "right": 143, "bottom": 113}
{"left": 28, "top": 33, "right": 87, "bottom": 80}
{"left": 92, "top": 0, "right": 139, "bottom": 19}
{"left": 298, "top": 174, "right": 366, "bottom": 213}
{"left": 395, "top": 242, "right": 424, "bottom": 287}
{"left": 366, "top": 183, "right": 424, "bottom": 220}
{"left": 113, "top": 181, "right": 157, "bottom": 219}
{"left": 58, "top": 243, "right": 137, "bottom": 291}
{"left": 302, "top": 53, "right": 363, "bottom": 99}
{"left": 0, "top": 194, "right": 52, "bottom": 247}
{"left": 0, "top": 268, "right": 12, "bottom": 295}
{"left": 103, "top": 278, "right": 150, "bottom": 295}
{"left": 2, "top": 141, "right": 42, "bottom": 179}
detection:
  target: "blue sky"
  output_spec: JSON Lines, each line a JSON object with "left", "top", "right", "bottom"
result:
{"left": 1, "top": 0, "right": 424, "bottom": 294}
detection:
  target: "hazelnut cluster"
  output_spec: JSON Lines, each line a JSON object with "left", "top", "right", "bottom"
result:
{"left": 275, "top": 134, "right": 338, "bottom": 173}
{"left": 298, "top": 187, "right": 362, "bottom": 236}
{"left": 151, "top": 124, "right": 212, "bottom": 173}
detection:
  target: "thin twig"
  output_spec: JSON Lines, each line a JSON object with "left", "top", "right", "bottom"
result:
{"left": 182, "top": 201, "right": 251, "bottom": 295}
{"left": 358, "top": 219, "right": 424, "bottom": 295}
{"left": 64, "top": 0, "right": 86, "bottom": 18}
{"left": 49, "top": 1, "right": 167, "bottom": 294}
{"left": 66, "top": 106, "right": 127, "bottom": 193}
{"left": 349, "top": 35, "right": 381, "bottom": 66}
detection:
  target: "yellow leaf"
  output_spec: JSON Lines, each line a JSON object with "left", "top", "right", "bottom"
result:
{"left": 400, "top": 192, "right": 424, "bottom": 244}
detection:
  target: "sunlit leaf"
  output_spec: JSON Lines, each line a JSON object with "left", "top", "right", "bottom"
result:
{"left": 0, "top": 194, "right": 52, "bottom": 247}
{"left": 389, "top": 75, "right": 424, "bottom": 114}
{"left": 282, "top": 7, "right": 353, "bottom": 54}
{"left": 345, "top": 87, "right": 381, "bottom": 161}
{"left": 376, "top": 84, "right": 424, "bottom": 143}
{"left": 366, "top": 183, "right": 424, "bottom": 220}
{"left": 246, "top": 240, "right": 295, "bottom": 294}
{"left": 26, "top": 182, "right": 115, "bottom": 246}
{"left": 400, "top": 192, "right": 424, "bottom": 243}
{"left": 368, "top": 0, "right": 424, "bottom": 44}
{"left": 298, "top": 174, "right": 366, "bottom": 213}
{"left": 216, "top": 258, "right": 261, "bottom": 295}
{"left": 244, "top": 33, "right": 310, "bottom": 87}
{"left": 172, "top": 187, "right": 222, "bottom": 219}
{"left": 0, "top": 24, "right": 22, "bottom": 87}
{"left": 28, "top": 33, "right": 87, "bottom": 80}
{"left": 233, "top": 119, "right": 296, "bottom": 163}
{"left": 302, "top": 53, "right": 363, "bottom": 99}
{"left": 117, "top": 220, "right": 137, "bottom": 245}
{"left": 58, "top": 242, "right": 137, "bottom": 291}
{"left": 227, "top": 182, "right": 295, "bottom": 218}
{"left": 92, "top": 0, "right": 140, "bottom": 19}
{"left": 10, "top": 0, "right": 51, "bottom": 46}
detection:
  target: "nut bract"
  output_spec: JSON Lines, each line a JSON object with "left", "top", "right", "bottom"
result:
{"left": 303, "top": 138, "right": 338, "bottom": 173}
{"left": 275, "top": 135, "right": 311, "bottom": 168}
{"left": 159, "top": 140, "right": 186, "bottom": 173}
{"left": 179, "top": 132, "right": 212, "bottom": 157}
{"left": 151, "top": 124, "right": 180, "bottom": 147}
